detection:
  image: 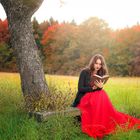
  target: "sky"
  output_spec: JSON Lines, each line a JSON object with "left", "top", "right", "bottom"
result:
{"left": 0, "top": 0, "right": 140, "bottom": 29}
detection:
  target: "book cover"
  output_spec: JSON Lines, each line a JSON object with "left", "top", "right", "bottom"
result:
{"left": 90, "top": 74, "right": 109, "bottom": 86}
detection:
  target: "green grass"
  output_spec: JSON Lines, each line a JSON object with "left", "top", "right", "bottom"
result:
{"left": 0, "top": 72, "right": 140, "bottom": 140}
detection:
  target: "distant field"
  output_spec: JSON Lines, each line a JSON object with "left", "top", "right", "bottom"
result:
{"left": 0, "top": 72, "right": 140, "bottom": 140}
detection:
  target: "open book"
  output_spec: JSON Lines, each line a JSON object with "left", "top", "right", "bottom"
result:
{"left": 91, "top": 74, "right": 109, "bottom": 85}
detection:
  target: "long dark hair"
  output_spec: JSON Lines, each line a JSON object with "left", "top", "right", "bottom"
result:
{"left": 85, "top": 54, "right": 108, "bottom": 76}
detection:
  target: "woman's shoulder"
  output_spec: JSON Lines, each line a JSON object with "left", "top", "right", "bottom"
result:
{"left": 80, "top": 68, "right": 90, "bottom": 75}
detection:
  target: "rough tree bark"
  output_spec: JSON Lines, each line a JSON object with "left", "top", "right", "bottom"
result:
{"left": 0, "top": 0, "right": 49, "bottom": 98}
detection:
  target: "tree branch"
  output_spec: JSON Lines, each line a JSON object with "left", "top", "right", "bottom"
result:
{"left": 1, "top": 0, "right": 44, "bottom": 19}
{"left": 23, "top": 0, "right": 44, "bottom": 16}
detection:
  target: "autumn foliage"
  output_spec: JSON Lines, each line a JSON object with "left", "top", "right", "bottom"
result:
{"left": 0, "top": 19, "right": 10, "bottom": 43}
{"left": 0, "top": 17, "right": 140, "bottom": 76}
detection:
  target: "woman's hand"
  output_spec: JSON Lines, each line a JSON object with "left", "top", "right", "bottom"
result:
{"left": 92, "top": 85, "right": 97, "bottom": 90}
{"left": 94, "top": 80, "right": 103, "bottom": 88}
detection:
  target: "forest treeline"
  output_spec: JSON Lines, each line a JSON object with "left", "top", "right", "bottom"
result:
{"left": 0, "top": 17, "right": 140, "bottom": 76}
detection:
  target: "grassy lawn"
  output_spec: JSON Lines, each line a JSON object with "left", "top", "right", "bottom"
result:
{"left": 0, "top": 72, "right": 140, "bottom": 140}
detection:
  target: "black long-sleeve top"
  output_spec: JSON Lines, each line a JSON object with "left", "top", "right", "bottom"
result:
{"left": 72, "top": 68, "right": 101, "bottom": 107}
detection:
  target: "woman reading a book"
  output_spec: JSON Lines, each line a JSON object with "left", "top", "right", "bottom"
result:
{"left": 72, "top": 54, "right": 140, "bottom": 139}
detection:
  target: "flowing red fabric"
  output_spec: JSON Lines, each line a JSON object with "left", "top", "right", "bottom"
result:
{"left": 77, "top": 90, "right": 140, "bottom": 139}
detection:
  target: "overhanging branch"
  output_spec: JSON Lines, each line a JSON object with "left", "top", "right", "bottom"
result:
{"left": 1, "top": 0, "right": 44, "bottom": 19}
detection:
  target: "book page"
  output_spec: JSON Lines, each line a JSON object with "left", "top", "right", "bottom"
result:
{"left": 91, "top": 75, "right": 109, "bottom": 84}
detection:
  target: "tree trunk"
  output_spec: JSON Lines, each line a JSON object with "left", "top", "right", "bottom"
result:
{"left": 0, "top": 0, "right": 49, "bottom": 98}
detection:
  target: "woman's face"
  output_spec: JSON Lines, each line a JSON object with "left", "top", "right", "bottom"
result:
{"left": 94, "top": 59, "right": 102, "bottom": 71}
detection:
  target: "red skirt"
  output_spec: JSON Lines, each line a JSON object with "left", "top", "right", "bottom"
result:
{"left": 77, "top": 90, "right": 140, "bottom": 138}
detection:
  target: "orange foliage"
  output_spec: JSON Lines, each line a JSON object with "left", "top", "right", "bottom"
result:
{"left": 111, "top": 25, "right": 140, "bottom": 44}
{"left": 0, "top": 19, "right": 10, "bottom": 43}
{"left": 41, "top": 24, "right": 63, "bottom": 45}
{"left": 132, "top": 25, "right": 140, "bottom": 32}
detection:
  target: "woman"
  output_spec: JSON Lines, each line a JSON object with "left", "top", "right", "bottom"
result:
{"left": 72, "top": 54, "right": 140, "bottom": 139}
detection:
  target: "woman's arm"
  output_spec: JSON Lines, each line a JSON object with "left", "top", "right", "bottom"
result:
{"left": 78, "top": 70, "right": 97, "bottom": 93}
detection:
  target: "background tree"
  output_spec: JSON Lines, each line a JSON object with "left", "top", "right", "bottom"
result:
{"left": 41, "top": 17, "right": 111, "bottom": 75}
{"left": 0, "top": 14, "right": 140, "bottom": 77}
{"left": 108, "top": 25, "right": 140, "bottom": 76}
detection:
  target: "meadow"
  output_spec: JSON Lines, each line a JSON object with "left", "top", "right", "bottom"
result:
{"left": 0, "top": 72, "right": 140, "bottom": 140}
